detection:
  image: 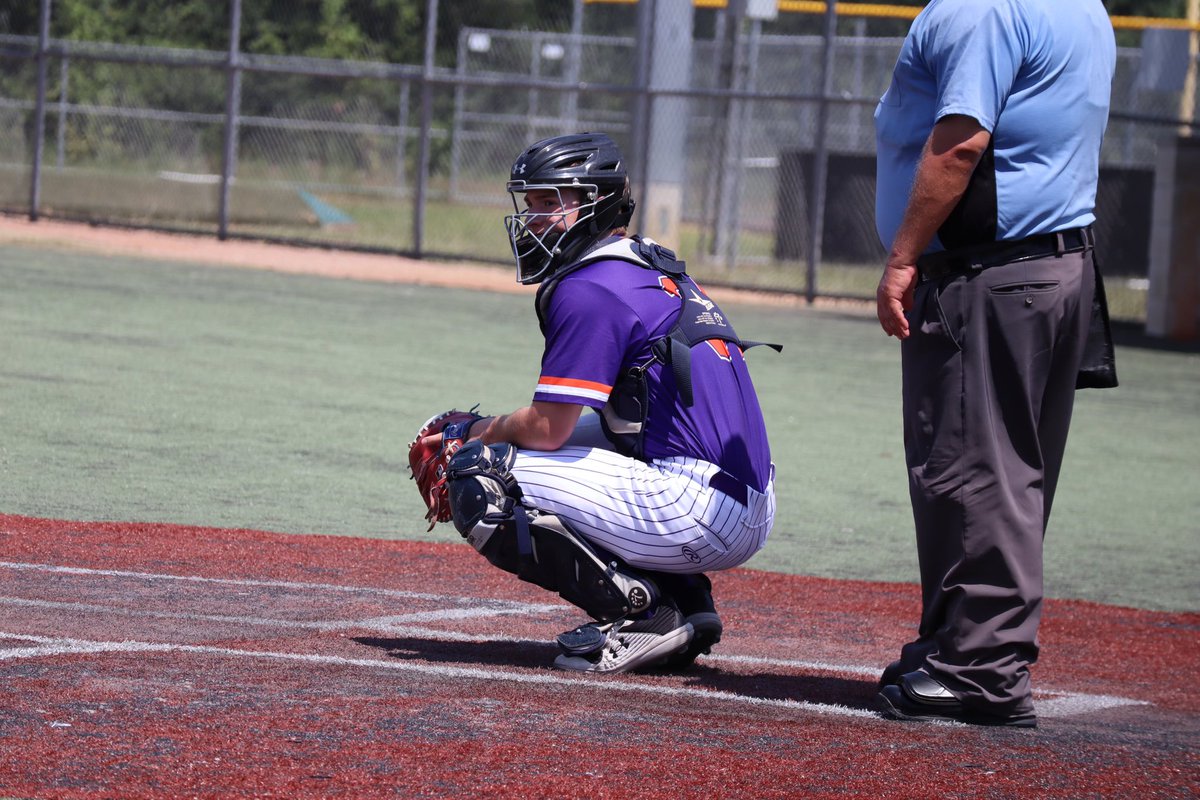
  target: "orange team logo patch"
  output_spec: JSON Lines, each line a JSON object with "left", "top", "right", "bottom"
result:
{"left": 706, "top": 339, "right": 740, "bottom": 361}
{"left": 659, "top": 276, "right": 681, "bottom": 298}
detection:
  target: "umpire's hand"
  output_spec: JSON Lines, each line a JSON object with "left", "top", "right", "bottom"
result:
{"left": 876, "top": 259, "right": 916, "bottom": 339}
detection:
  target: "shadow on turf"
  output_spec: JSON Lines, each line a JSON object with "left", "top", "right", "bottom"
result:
{"left": 353, "top": 635, "right": 558, "bottom": 671}
{"left": 352, "top": 635, "right": 880, "bottom": 710}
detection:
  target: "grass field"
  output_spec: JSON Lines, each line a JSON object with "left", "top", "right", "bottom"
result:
{"left": 0, "top": 241, "right": 1196, "bottom": 612}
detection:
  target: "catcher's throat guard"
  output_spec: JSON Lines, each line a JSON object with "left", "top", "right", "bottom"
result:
{"left": 445, "top": 440, "right": 656, "bottom": 621}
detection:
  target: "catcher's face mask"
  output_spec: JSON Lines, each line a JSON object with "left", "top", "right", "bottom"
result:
{"left": 505, "top": 182, "right": 608, "bottom": 285}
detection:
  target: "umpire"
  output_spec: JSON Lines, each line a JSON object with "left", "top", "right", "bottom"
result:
{"left": 873, "top": 0, "right": 1118, "bottom": 727}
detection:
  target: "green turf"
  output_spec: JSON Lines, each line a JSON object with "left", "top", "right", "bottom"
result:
{"left": 1, "top": 243, "right": 1196, "bottom": 611}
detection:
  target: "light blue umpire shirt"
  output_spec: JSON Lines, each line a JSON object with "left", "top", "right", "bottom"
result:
{"left": 874, "top": 0, "right": 1116, "bottom": 254}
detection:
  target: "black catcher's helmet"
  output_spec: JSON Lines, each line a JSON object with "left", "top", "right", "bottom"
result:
{"left": 504, "top": 132, "right": 636, "bottom": 284}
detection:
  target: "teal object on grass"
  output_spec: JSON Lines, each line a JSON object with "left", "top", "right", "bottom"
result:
{"left": 297, "top": 189, "right": 354, "bottom": 225}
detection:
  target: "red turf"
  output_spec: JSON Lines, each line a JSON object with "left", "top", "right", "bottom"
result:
{"left": 0, "top": 514, "right": 1196, "bottom": 798}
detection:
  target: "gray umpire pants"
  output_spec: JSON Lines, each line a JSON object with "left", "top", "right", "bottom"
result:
{"left": 897, "top": 248, "right": 1095, "bottom": 715}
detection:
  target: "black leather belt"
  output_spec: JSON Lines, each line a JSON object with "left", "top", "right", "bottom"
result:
{"left": 917, "top": 226, "right": 1094, "bottom": 282}
{"left": 708, "top": 470, "right": 749, "bottom": 505}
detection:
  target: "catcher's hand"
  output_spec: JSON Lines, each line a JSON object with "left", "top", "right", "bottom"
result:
{"left": 408, "top": 408, "right": 486, "bottom": 531}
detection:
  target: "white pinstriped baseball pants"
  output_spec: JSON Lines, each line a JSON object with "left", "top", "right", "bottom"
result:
{"left": 508, "top": 415, "right": 775, "bottom": 573}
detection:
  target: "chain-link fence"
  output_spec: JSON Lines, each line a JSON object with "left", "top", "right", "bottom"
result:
{"left": 2, "top": 0, "right": 1197, "bottom": 321}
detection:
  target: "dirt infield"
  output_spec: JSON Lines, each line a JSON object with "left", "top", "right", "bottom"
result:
{"left": 0, "top": 214, "right": 867, "bottom": 313}
{"left": 2, "top": 514, "right": 1196, "bottom": 799}
{"left": 0, "top": 214, "right": 530, "bottom": 294}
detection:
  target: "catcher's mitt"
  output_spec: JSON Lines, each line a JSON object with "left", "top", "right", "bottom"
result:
{"left": 408, "top": 407, "right": 486, "bottom": 531}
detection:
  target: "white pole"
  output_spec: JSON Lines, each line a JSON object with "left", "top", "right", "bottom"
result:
{"left": 1181, "top": 0, "right": 1199, "bottom": 133}
{"left": 29, "top": 0, "right": 51, "bottom": 221}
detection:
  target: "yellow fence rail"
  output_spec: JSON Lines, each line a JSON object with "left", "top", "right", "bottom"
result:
{"left": 587, "top": 0, "right": 1200, "bottom": 33}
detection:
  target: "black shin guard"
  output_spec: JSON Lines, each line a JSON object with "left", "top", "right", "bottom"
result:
{"left": 446, "top": 440, "right": 657, "bottom": 621}
{"left": 512, "top": 513, "right": 657, "bottom": 621}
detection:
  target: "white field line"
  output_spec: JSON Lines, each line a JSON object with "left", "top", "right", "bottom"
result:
{"left": 222, "top": 624, "right": 1149, "bottom": 714}
{"left": 0, "top": 628, "right": 1149, "bottom": 721}
{"left": 0, "top": 595, "right": 905, "bottom": 681}
{"left": 0, "top": 560, "right": 514, "bottom": 604}
{"left": 0, "top": 596, "right": 561, "bottom": 631}
{"left": 0, "top": 628, "right": 1147, "bottom": 724}
{"left": 0, "top": 631, "right": 880, "bottom": 720}
{"left": 0, "top": 561, "right": 1153, "bottom": 720}
{"left": 1036, "top": 693, "right": 1149, "bottom": 716}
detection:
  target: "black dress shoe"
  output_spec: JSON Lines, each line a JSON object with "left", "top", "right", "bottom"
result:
{"left": 876, "top": 671, "right": 1037, "bottom": 728}
{"left": 878, "top": 659, "right": 904, "bottom": 690}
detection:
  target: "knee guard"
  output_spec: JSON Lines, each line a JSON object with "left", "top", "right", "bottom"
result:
{"left": 445, "top": 440, "right": 657, "bottom": 621}
{"left": 445, "top": 439, "right": 523, "bottom": 554}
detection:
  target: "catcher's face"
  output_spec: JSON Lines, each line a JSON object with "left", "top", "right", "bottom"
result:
{"left": 505, "top": 184, "right": 599, "bottom": 284}
{"left": 521, "top": 188, "right": 584, "bottom": 236}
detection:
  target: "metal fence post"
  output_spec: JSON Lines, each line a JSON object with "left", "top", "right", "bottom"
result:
{"left": 631, "top": 0, "right": 654, "bottom": 215}
{"left": 805, "top": 1, "right": 838, "bottom": 303}
{"left": 712, "top": 1, "right": 745, "bottom": 266}
{"left": 449, "top": 31, "right": 466, "bottom": 198}
{"left": 28, "top": 0, "right": 51, "bottom": 222}
{"left": 722, "top": 15, "right": 762, "bottom": 271}
{"left": 413, "top": 0, "right": 439, "bottom": 258}
{"left": 397, "top": 80, "right": 411, "bottom": 192}
{"left": 56, "top": 55, "right": 68, "bottom": 169}
{"left": 699, "top": 10, "right": 730, "bottom": 261}
{"left": 528, "top": 34, "right": 543, "bottom": 145}
{"left": 217, "top": 0, "right": 243, "bottom": 240}
{"left": 565, "top": 0, "right": 584, "bottom": 132}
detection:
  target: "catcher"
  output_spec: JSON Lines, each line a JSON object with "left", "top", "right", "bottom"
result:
{"left": 409, "top": 132, "right": 778, "bottom": 674}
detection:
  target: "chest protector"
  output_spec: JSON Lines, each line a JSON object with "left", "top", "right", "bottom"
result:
{"left": 536, "top": 236, "right": 780, "bottom": 461}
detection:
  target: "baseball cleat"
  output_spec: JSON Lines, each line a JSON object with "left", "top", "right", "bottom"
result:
{"left": 656, "top": 611, "right": 722, "bottom": 671}
{"left": 643, "top": 572, "right": 722, "bottom": 670}
{"left": 556, "top": 620, "right": 614, "bottom": 657}
{"left": 553, "top": 603, "right": 693, "bottom": 674}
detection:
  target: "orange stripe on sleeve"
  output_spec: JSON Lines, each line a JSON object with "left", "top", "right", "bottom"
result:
{"left": 537, "top": 376, "right": 613, "bottom": 394}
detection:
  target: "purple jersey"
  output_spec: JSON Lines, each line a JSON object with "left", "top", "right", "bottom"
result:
{"left": 533, "top": 257, "right": 772, "bottom": 492}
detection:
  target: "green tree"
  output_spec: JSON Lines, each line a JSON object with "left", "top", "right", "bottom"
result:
{"left": 50, "top": 0, "right": 230, "bottom": 49}
{"left": 23, "top": 0, "right": 568, "bottom": 65}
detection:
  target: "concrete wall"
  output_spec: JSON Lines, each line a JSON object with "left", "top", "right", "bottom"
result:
{"left": 1146, "top": 135, "right": 1200, "bottom": 340}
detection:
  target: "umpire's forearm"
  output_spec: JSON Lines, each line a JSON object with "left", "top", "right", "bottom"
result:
{"left": 876, "top": 115, "right": 991, "bottom": 339}
{"left": 890, "top": 115, "right": 991, "bottom": 263}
